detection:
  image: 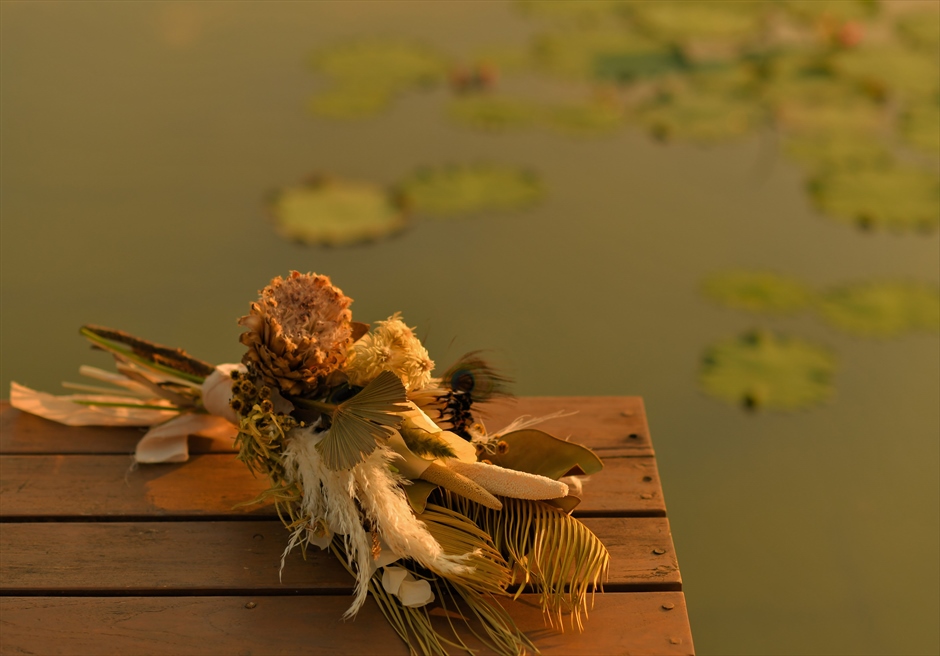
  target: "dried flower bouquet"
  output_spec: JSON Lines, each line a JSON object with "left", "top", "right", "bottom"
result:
{"left": 11, "top": 271, "right": 608, "bottom": 656}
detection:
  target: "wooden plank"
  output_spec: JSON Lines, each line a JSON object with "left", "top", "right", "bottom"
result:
{"left": 0, "top": 397, "right": 654, "bottom": 457}
{"left": 0, "top": 592, "right": 694, "bottom": 655}
{"left": 0, "top": 453, "right": 667, "bottom": 519}
{"left": 0, "top": 518, "right": 680, "bottom": 593}
{"left": 0, "top": 402, "right": 234, "bottom": 455}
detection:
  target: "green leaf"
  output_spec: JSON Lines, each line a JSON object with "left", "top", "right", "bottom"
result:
{"left": 543, "top": 101, "right": 624, "bottom": 136}
{"left": 632, "top": 89, "right": 762, "bottom": 142}
{"left": 631, "top": 1, "right": 766, "bottom": 44}
{"left": 816, "top": 281, "right": 940, "bottom": 337}
{"left": 833, "top": 44, "right": 940, "bottom": 100}
{"left": 316, "top": 371, "right": 408, "bottom": 470}
{"left": 533, "top": 27, "right": 676, "bottom": 81}
{"left": 311, "top": 40, "right": 449, "bottom": 91}
{"left": 309, "top": 84, "right": 394, "bottom": 119}
{"left": 399, "top": 425, "right": 457, "bottom": 459}
{"left": 783, "top": 133, "right": 893, "bottom": 172}
{"left": 703, "top": 271, "right": 813, "bottom": 315}
{"left": 485, "top": 429, "right": 603, "bottom": 480}
{"left": 809, "top": 162, "right": 940, "bottom": 232}
{"left": 268, "top": 177, "right": 408, "bottom": 246}
{"left": 447, "top": 96, "right": 541, "bottom": 131}
{"left": 403, "top": 480, "right": 438, "bottom": 514}
{"left": 899, "top": 99, "right": 940, "bottom": 156}
{"left": 398, "top": 164, "right": 542, "bottom": 218}
{"left": 700, "top": 329, "right": 837, "bottom": 411}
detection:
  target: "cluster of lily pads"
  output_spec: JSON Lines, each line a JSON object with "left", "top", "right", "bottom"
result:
{"left": 307, "top": 0, "right": 939, "bottom": 234}
{"left": 268, "top": 165, "right": 542, "bottom": 246}
{"left": 699, "top": 271, "right": 940, "bottom": 410}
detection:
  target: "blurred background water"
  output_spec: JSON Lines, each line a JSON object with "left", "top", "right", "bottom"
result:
{"left": 1, "top": 2, "right": 938, "bottom": 654}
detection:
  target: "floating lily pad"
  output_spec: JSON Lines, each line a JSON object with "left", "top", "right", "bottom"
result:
{"left": 447, "top": 96, "right": 541, "bottom": 131}
{"left": 310, "top": 40, "right": 448, "bottom": 118}
{"left": 896, "top": 11, "right": 940, "bottom": 53}
{"left": 700, "top": 330, "right": 837, "bottom": 411}
{"left": 817, "top": 281, "right": 940, "bottom": 337}
{"left": 809, "top": 163, "right": 940, "bottom": 232}
{"left": 633, "top": 89, "right": 762, "bottom": 142}
{"left": 533, "top": 28, "right": 678, "bottom": 81}
{"left": 517, "top": 0, "right": 627, "bottom": 23}
{"left": 833, "top": 45, "right": 940, "bottom": 100}
{"left": 783, "top": 133, "right": 892, "bottom": 172}
{"left": 779, "top": 0, "right": 880, "bottom": 23}
{"left": 309, "top": 85, "right": 394, "bottom": 119}
{"left": 704, "top": 271, "right": 813, "bottom": 314}
{"left": 899, "top": 100, "right": 940, "bottom": 155}
{"left": 766, "top": 76, "right": 886, "bottom": 136}
{"left": 630, "top": 1, "right": 766, "bottom": 45}
{"left": 312, "top": 40, "right": 448, "bottom": 89}
{"left": 398, "top": 164, "right": 542, "bottom": 218}
{"left": 268, "top": 177, "right": 407, "bottom": 246}
{"left": 543, "top": 101, "right": 624, "bottom": 135}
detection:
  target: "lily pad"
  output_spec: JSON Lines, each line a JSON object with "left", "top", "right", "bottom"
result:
{"left": 700, "top": 330, "right": 837, "bottom": 411}
{"left": 447, "top": 96, "right": 541, "bottom": 131}
{"left": 633, "top": 89, "right": 762, "bottom": 142}
{"left": 630, "top": 1, "right": 766, "bottom": 45}
{"left": 543, "top": 101, "right": 624, "bottom": 135}
{"left": 779, "top": 0, "right": 879, "bottom": 23}
{"left": 309, "top": 85, "right": 394, "bottom": 119}
{"left": 517, "top": 0, "right": 627, "bottom": 23}
{"left": 398, "top": 164, "right": 542, "bottom": 218}
{"left": 312, "top": 40, "right": 448, "bottom": 90}
{"left": 816, "top": 281, "right": 940, "bottom": 337}
{"left": 833, "top": 45, "right": 940, "bottom": 100}
{"left": 533, "top": 27, "right": 677, "bottom": 81}
{"left": 766, "top": 76, "right": 886, "bottom": 136}
{"left": 703, "top": 271, "right": 813, "bottom": 314}
{"left": 899, "top": 100, "right": 940, "bottom": 155}
{"left": 268, "top": 177, "right": 408, "bottom": 246}
{"left": 896, "top": 11, "right": 940, "bottom": 53}
{"left": 783, "top": 133, "right": 892, "bottom": 172}
{"left": 486, "top": 429, "right": 603, "bottom": 480}
{"left": 809, "top": 163, "right": 940, "bottom": 232}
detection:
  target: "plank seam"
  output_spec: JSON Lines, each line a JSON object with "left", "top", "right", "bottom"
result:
{"left": 0, "top": 509, "right": 666, "bottom": 523}
{"left": 0, "top": 583, "right": 681, "bottom": 598}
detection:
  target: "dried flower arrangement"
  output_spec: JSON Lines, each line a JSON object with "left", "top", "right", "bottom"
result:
{"left": 11, "top": 271, "right": 608, "bottom": 655}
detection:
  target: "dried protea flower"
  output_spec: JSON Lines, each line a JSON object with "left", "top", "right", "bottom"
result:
{"left": 238, "top": 271, "right": 354, "bottom": 397}
{"left": 343, "top": 313, "right": 434, "bottom": 392}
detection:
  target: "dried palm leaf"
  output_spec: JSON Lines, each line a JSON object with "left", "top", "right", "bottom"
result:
{"left": 80, "top": 325, "right": 212, "bottom": 383}
{"left": 437, "top": 492, "right": 609, "bottom": 631}
{"left": 315, "top": 370, "right": 409, "bottom": 470}
{"left": 418, "top": 503, "right": 512, "bottom": 595}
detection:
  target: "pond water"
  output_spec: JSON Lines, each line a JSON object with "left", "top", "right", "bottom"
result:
{"left": 1, "top": 2, "right": 938, "bottom": 654}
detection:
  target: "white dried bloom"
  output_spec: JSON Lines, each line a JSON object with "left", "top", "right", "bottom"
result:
{"left": 344, "top": 313, "right": 435, "bottom": 392}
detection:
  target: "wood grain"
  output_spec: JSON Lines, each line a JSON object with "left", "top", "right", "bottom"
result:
{"left": 0, "top": 592, "right": 694, "bottom": 656}
{"left": 0, "top": 518, "right": 679, "bottom": 593}
{"left": 0, "top": 396, "right": 693, "bottom": 654}
{"left": 0, "top": 453, "right": 667, "bottom": 519}
{"left": 0, "top": 397, "right": 654, "bottom": 457}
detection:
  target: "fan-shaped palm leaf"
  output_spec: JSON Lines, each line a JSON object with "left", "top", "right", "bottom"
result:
{"left": 438, "top": 492, "right": 609, "bottom": 631}
{"left": 316, "top": 370, "right": 409, "bottom": 470}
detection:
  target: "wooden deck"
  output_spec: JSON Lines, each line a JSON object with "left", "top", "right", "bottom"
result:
{"left": 0, "top": 398, "right": 694, "bottom": 655}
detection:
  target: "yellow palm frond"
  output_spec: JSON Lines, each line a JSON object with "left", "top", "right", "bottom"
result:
{"left": 436, "top": 492, "right": 610, "bottom": 631}
{"left": 418, "top": 503, "right": 513, "bottom": 595}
